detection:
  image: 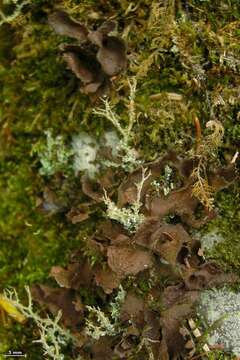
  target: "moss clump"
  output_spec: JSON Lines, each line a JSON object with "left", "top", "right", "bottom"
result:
{"left": 195, "top": 188, "right": 240, "bottom": 272}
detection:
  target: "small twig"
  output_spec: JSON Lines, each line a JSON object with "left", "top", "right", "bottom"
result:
{"left": 127, "top": 77, "right": 137, "bottom": 135}
{"left": 135, "top": 167, "right": 151, "bottom": 205}
{"left": 231, "top": 151, "right": 239, "bottom": 164}
{"left": 193, "top": 116, "right": 202, "bottom": 154}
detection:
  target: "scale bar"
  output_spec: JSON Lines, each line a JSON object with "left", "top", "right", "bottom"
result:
{"left": 3, "top": 355, "right": 26, "bottom": 358}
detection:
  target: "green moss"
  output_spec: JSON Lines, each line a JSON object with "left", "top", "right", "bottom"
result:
{"left": 199, "top": 188, "right": 240, "bottom": 272}
{"left": 202, "top": 351, "right": 235, "bottom": 360}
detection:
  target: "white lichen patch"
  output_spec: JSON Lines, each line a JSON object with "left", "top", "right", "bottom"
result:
{"left": 198, "top": 288, "right": 240, "bottom": 356}
{"left": 199, "top": 231, "right": 225, "bottom": 251}
{"left": 72, "top": 130, "right": 121, "bottom": 178}
{"left": 71, "top": 132, "right": 99, "bottom": 178}
{"left": 103, "top": 130, "right": 120, "bottom": 157}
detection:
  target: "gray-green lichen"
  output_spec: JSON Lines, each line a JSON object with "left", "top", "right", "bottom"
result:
{"left": 198, "top": 288, "right": 240, "bottom": 356}
{"left": 33, "top": 130, "right": 73, "bottom": 177}
{"left": 85, "top": 285, "right": 126, "bottom": 340}
{"left": 198, "top": 231, "right": 225, "bottom": 252}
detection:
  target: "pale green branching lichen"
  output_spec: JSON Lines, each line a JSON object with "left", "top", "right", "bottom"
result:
{"left": 198, "top": 288, "right": 240, "bottom": 356}
{"left": 93, "top": 78, "right": 142, "bottom": 172}
{"left": 85, "top": 285, "right": 126, "bottom": 340}
{"left": 85, "top": 305, "right": 116, "bottom": 340}
{"left": 109, "top": 284, "right": 126, "bottom": 322}
{"left": 3, "top": 286, "right": 73, "bottom": 360}
{"left": 137, "top": 336, "right": 159, "bottom": 360}
{"left": 161, "top": 164, "right": 174, "bottom": 195}
{"left": 152, "top": 164, "right": 175, "bottom": 196}
{"left": 33, "top": 130, "right": 73, "bottom": 177}
{"left": 103, "top": 167, "right": 151, "bottom": 233}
